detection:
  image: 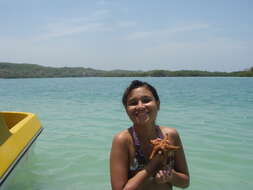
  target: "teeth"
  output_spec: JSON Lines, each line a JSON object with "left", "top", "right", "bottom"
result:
{"left": 136, "top": 111, "right": 147, "bottom": 116}
{"left": 136, "top": 111, "right": 148, "bottom": 121}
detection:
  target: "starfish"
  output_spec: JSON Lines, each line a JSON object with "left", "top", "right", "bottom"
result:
{"left": 149, "top": 133, "right": 180, "bottom": 160}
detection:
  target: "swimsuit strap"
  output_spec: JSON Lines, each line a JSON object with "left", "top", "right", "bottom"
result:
{"left": 128, "top": 125, "right": 163, "bottom": 163}
{"left": 128, "top": 127, "right": 146, "bottom": 164}
{"left": 128, "top": 126, "right": 166, "bottom": 178}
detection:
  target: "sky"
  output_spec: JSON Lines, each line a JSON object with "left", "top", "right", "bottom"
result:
{"left": 0, "top": 0, "right": 252, "bottom": 72}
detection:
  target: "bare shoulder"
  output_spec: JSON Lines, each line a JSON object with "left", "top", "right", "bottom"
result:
{"left": 159, "top": 126, "right": 179, "bottom": 137}
{"left": 159, "top": 126, "right": 181, "bottom": 145}
{"left": 112, "top": 129, "right": 132, "bottom": 146}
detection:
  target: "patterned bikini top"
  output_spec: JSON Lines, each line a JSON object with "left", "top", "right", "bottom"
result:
{"left": 128, "top": 126, "right": 163, "bottom": 178}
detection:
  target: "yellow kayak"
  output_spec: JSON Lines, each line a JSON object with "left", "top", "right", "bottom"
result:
{"left": 0, "top": 112, "right": 43, "bottom": 186}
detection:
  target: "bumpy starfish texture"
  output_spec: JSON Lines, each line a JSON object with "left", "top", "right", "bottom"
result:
{"left": 149, "top": 133, "right": 180, "bottom": 160}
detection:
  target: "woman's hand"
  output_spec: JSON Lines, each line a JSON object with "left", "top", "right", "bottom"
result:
{"left": 148, "top": 150, "right": 168, "bottom": 172}
{"left": 154, "top": 169, "right": 174, "bottom": 184}
{"left": 153, "top": 152, "right": 174, "bottom": 185}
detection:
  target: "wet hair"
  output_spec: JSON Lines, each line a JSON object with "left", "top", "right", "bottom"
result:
{"left": 122, "top": 80, "right": 160, "bottom": 107}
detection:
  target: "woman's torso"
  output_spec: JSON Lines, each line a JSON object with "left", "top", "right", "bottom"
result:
{"left": 127, "top": 126, "right": 176, "bottom": 190}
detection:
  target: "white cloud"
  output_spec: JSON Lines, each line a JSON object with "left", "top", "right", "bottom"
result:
{"left": 33, "top": 9, "right": 111, "bottom": 41}
{"left": 126, "top": 23, "right": 210, "bottom": 40}
{"left": 1, "top": 34, "right": 251, "bottom": 72}
{"left": 96, "top": 0, "right": 107, "bottom": 6}
{"left": 135, "top": 37, "right": 252, "bottom": 71}
{"left": 89, "top": 9, "right": 110, "bottom": 21}
{"left": 38, "top": 23, "right": 107, "bottom": 40}
{"left": 117, "top": 21, "right": 137, "bottom": 28}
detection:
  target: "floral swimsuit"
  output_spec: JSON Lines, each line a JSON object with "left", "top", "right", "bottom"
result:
{"left": 128, "top": 126, "right": 175, "bottom": 178}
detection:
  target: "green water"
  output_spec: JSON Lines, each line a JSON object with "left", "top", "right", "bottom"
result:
{"left": 1, "top": 77, "right": 253, "bottom": 189}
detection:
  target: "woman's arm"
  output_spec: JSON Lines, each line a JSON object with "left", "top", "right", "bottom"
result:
{"left": 154, "top": 128, "right": 190, "bottom": 188}
{"left": 110, "top": 133, "right": 129, "bottom": 190}
{"left": 110, "top": 132, "right": 162, "bottom": 190}
{"left": 168, "top": 129, "right": 190, "bottom": 188}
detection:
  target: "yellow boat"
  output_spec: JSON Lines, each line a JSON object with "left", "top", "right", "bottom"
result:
{"left": 0, "top": 112, "right": 43, "bottom": 187}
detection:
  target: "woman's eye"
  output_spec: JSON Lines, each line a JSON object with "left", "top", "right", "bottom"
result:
{"left": 128, "top": 100, "right": 137, "bottom": 106}
{"left": 127, "top": 97, "right": 152, "bottom": 106}
{"left": 142, "top": 97, "right": 151, "bottom": 103}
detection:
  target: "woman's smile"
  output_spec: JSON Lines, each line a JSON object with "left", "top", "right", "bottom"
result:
{"left": 135, "top": 110, "right": 148, "bottom": 122}
{"left": 126, "top": 87, "right": 159, "bottom": 125}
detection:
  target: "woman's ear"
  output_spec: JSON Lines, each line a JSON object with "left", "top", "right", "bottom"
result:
{"left": 157, "top": 101, "right": 160, "bottom": 110}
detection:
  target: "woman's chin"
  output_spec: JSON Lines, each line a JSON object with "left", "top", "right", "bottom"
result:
{"left": 134, "top": 118, "right": 151, "bottom": 126}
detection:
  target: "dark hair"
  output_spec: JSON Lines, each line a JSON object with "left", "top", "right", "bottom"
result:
{"left": 122, "top": 80, "right": 160, "bottom": 107}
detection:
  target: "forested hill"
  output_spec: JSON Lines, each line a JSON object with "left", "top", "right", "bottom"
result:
{"left": 0, "top": 62, "right": 252, "bottom": 78}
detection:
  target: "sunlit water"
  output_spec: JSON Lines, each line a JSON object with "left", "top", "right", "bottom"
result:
{"left": 1, "top": 77, "right": 253, "bottom": 190}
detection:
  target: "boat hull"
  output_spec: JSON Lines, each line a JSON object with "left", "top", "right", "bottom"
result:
{"left": 0, "top": 112, "right": 43, "bottom": 187}
{"left": 0, "top": 145, "right": 36, "bottom": 190}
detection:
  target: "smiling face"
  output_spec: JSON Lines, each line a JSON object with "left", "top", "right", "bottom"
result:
{"left": 125, "top": 87, "right": 160, "bottom": 126}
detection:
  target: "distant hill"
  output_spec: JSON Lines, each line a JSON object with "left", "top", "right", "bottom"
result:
{"left": 0, "top": 62, "right": 252, "bottom": 78}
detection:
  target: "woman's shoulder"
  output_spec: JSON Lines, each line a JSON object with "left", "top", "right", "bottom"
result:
{"left": 159, "top": 126, "right": 180, "bottom": 140}
{"left": 159, "top": 126, "right": 178, "bottom": 134}
{"left": 112, "top": 129, "right": 132, "bottom": 146}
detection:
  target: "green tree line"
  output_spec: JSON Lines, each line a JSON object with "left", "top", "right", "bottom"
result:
{"left": 0, "top": 62, "right": 252, "bottom": 78}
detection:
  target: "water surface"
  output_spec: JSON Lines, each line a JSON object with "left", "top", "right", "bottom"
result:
{"left": 1, "top": 77, "right": 252, "bottom": 190}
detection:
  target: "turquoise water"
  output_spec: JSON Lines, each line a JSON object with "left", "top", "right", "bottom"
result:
{"left": 1, "top": 77, "right": 253, "bottom": 190}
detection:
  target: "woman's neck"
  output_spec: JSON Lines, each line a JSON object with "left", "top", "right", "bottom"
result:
{"left": 133, "top": 123, "right": 157, "bottom": 142}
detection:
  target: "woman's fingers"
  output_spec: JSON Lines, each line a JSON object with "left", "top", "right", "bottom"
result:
{"left": 155, "top": 170, "right": 163, "bottom": 184}
{"left": 155, "top": 170, "right": 169, "bottom": 184}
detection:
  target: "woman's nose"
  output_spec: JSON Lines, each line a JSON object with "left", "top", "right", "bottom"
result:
{"left": 137, "top": 100, "right": 145, "bottom": 108}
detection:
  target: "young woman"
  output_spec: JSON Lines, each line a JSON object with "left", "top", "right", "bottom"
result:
{"left": 110, "top": 80, "right": 189, "bottom": 190}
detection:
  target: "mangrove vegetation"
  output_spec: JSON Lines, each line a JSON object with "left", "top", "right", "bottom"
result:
{"left": 0, "top": 62, "right": 252, "bottom": 78}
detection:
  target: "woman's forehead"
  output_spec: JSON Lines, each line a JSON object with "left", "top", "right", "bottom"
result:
{"left": 127, "top": 87, "right": 153, "bottom": 99}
